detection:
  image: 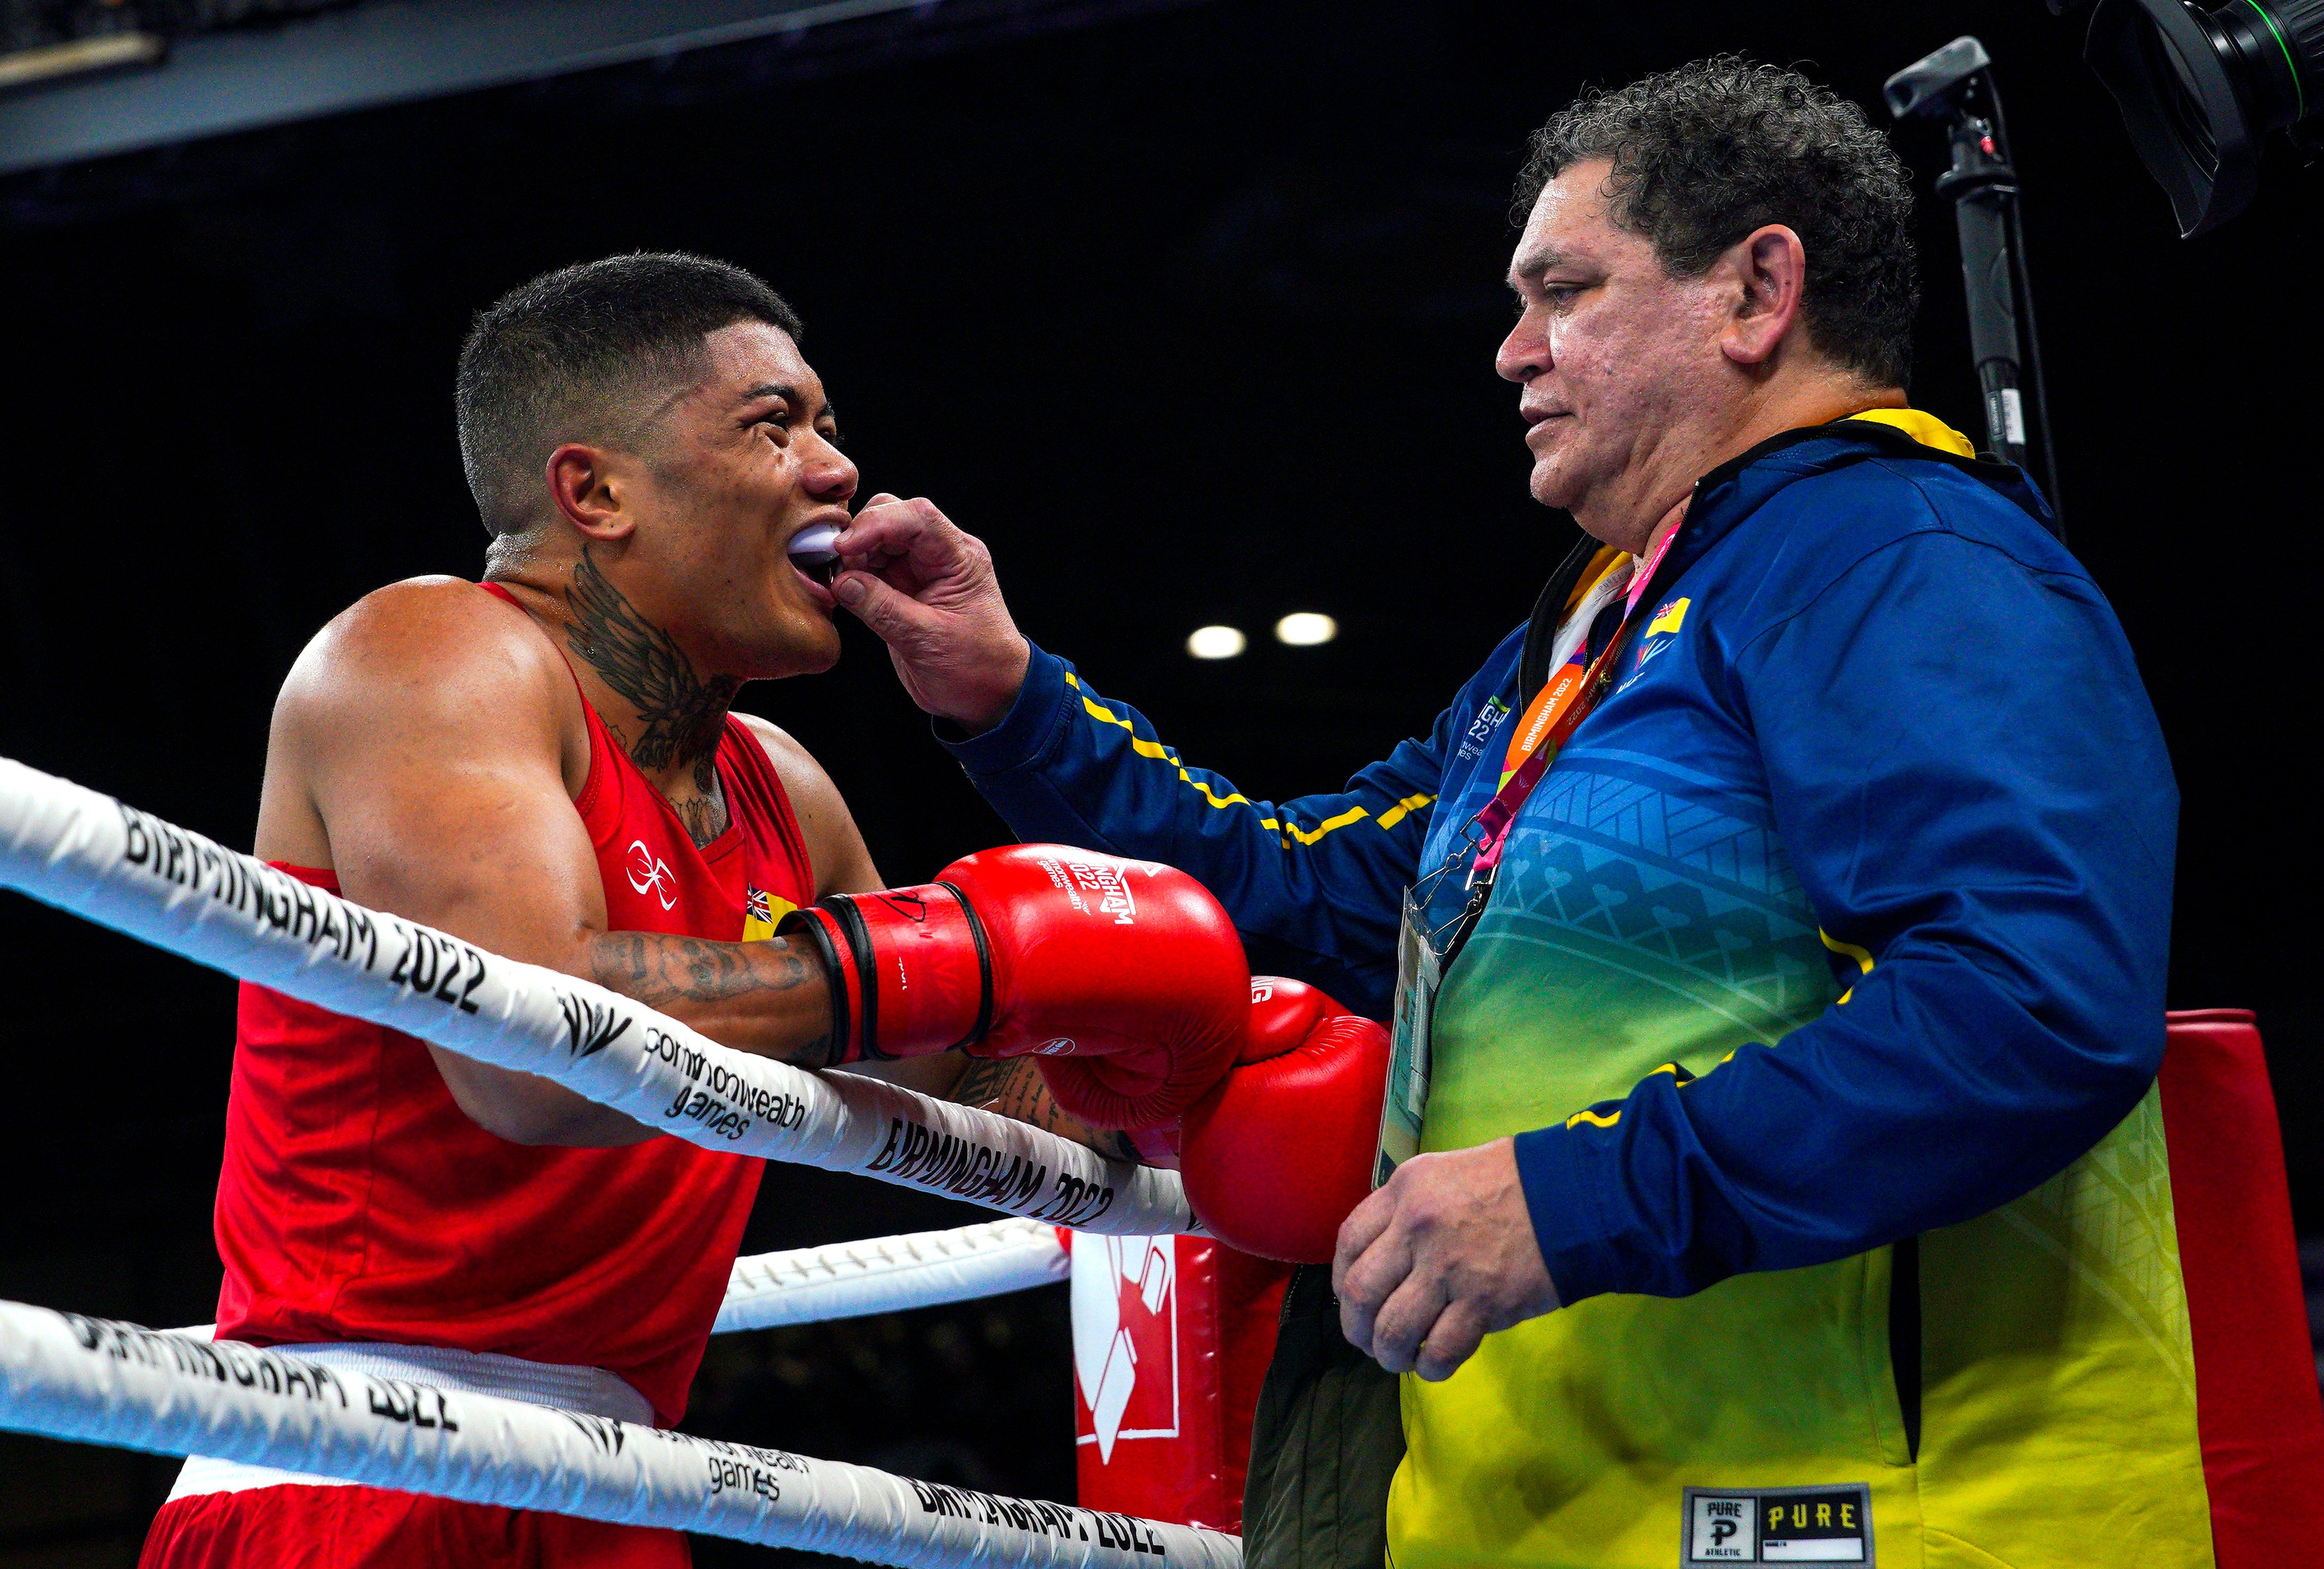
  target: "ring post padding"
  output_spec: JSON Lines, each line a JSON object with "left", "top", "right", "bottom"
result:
{"left": 0, "top": 756, "right": 1195, "bottom": 1238}
{"left": 0, "top": 1302, "right": 1239, "bottom": 1568}
{"left": 717, "top": 1218, "right": 1071, "bottom": 1334}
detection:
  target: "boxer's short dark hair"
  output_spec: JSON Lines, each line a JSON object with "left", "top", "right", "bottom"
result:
{"left": 456, "top": 252, "right": 803, "bottom": 537}
{"left": 1516, "top": 56, "right": 1918, "bottom": 390}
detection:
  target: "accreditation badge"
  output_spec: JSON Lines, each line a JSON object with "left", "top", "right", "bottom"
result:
{"left": 1375, "top": 888, "right": 1439, "bottom": 1187}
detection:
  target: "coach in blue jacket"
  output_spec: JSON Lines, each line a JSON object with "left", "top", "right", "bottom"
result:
{"left": 830, "top": 60, "right": 2193, "bottom": 1569}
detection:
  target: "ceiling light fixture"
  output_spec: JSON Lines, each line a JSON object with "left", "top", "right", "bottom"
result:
{"left": 1186, "top": 625, "right": 1248, "bottom": 660}
{"left": 1274, "top": 613, "right": 1338, "bottom": 647}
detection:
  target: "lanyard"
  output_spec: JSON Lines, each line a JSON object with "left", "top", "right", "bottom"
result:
{"left": 1466, "top": 520, "right": 1681, "bottom": 886}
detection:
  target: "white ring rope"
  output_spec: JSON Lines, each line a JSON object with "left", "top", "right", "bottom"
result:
{"left": 162, "top": 1217, "right": 1077, "bottom": 1344}
{"left": 0, "top": 1301, "right": 1236, "bottom": 1568}
{"left": 717, "top": 1218, "right": 1070, "bottom": 1334}
{"left": 0, "top": 756, "right": 1195, "bottom": 1237}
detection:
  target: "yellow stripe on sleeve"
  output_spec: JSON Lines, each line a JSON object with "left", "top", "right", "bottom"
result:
{"left": 1190, "top": 778, "right": 1255, "bottom": 810}
{"left": 1073, "top": 683, "right": 1142, "bottom": 737}
{"left": 1064, "top": 672, "right": 1433, "bottom": 846}
{"left": 1820, "top": 929, "right": 1875, "bottom": 1005}
{"left": 1376, "top": 792, "right": 1435, "bottom": 830}
{"left": 1565, "top": 1066, "right": 1688, "bottom": 1131}
{"left": 1282, "top": 805, "right": 1370, "bottom": 845}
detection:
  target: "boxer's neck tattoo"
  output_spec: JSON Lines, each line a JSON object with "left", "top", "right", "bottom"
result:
{"left": 565, "top": 547, "right": 739, "bottom": 845}
{"left": 672, "top": 786, "right": 726, "bottom": 850}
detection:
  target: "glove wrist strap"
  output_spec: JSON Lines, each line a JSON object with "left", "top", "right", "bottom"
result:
{"left": 775, "top": 906, "right": 864, "bottom": 1064}
{"left": 783, "top": 885, "right": 990, "bottom": 1061}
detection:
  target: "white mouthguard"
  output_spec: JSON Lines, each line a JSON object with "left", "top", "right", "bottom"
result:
{"left": 787, "top": 523, "right": 842, "bottom": 562}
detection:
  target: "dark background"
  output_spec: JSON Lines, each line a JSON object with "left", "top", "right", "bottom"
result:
{"left": 1, "top": 1, "right": 2317, "bottom": 1562}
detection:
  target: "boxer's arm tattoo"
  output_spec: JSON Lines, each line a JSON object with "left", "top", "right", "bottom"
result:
{"left": 565, "top": 547, "right": 739, "bottom": 845}
{"left": 954, "top": 1057, "right": 1140, "bottom": 1160}
{"left": 954, "top": 1056, "right": 1054, "bottom": 1124}
{"left": 586, "top": 931, "right": 834, "bottom": 1063}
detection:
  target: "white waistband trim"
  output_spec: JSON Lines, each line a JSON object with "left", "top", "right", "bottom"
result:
{"left": 165, "top": 1339, "right": 653, "bottom": 1502}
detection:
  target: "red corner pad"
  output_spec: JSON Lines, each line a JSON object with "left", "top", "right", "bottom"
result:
{"left": 2160, "top": 1008, "right": 2324, "bottom": 1567}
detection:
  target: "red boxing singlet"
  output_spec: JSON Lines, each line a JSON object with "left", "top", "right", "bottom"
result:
{"left": 208, "top": 599, "right": 816, "bottom": 1430}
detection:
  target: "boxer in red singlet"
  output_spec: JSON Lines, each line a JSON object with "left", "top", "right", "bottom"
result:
{"left": 138, "top": 254, "right": 1110, "bottom": 1567}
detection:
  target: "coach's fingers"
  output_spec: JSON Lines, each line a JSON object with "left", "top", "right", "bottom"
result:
{"left": 1335, "top": 1205, "right": 1412, "bottom": 1358}
{"left": 832, "top": 569, "right": 944, "bottom": 644}
{"left": 842, "top": 492, "right": 910, "bottom": 532}
{"left": 839, "top": 496, "right": 968, "bottom": 574}
{"left": 1364, "top": 1267, "right": 1452, "bottom": 1377}
{"left": 836, "top": 493, "right": 909, "bottom": 553}
{"left": 1331, "top": 1182, "right": 1396, "bottom": 1300}
{"left": 1411, "top": 1299, "right": 1489, "bottom": 1383}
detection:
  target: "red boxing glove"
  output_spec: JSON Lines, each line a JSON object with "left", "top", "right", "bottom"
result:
{"left": 1118, "top": 977, "right": 1363, "bottom": 1170}
{"left": 1175, "top": 977, "right": 1389, "bottom": 1264}
{"left": 779, "top": 845, "right": 1248, "bottom": 1127}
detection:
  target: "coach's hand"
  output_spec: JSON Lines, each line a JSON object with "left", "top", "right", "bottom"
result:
{"left": 833, "top": 495, "right": 1030, "bottom": 735}
{"left": 1334, "top": 1139, "right": 1562, "bottom": 1381}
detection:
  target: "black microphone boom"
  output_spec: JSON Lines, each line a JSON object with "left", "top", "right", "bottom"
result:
{"left": 1887, "top": 37, "right": 2067, "bottom": 541}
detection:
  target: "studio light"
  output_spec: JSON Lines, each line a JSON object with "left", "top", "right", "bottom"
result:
{"left": 1186, "top": 625, "right": 1247, "bottom": 660}
{"left": 1274, "top": 613, "right": 1338, "bottom": 647}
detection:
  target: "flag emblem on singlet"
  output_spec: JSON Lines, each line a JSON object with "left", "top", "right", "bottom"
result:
{"left": 742, "top": 886, "right": 796, "bottom": 943}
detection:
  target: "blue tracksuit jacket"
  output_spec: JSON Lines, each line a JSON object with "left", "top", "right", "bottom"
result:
{"left": 941, "top": 420, "right": 2177, "bottom": 1302}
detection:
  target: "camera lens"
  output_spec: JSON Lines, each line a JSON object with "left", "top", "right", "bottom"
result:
{"left": 2140, "top": 19, "right": 2220, "bottom": 165}
{"left": 2086, "top": 0, "right": 2324, "bottom": 235}
{"left": 2218, "top": 0, "right": 2322, "bottom": 121}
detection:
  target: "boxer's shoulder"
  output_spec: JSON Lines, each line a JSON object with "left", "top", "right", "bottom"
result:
{"left": 728, "top": 712, "right": 872, "bottom": 898}
{"left": 728, "top": 709, "right": 801, "bottom": 759}
{"left": 730, "top": 713, "right": 821, "bottom": 815}
{"left": 275, "top": 576, "right": 580, "bottom": 771}
{"left": 310, "top": 574, "right": 557, "bottom": 683}
{"left": 730, "top": 709, "right": 838, "bottom": 779}
{"left": 317, "top": 575, "right": 552, "bottom": 664}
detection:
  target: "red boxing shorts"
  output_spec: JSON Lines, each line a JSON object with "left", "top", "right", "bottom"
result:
{"left": 140, "top": 1486, "right": 690, "bottom": 1568}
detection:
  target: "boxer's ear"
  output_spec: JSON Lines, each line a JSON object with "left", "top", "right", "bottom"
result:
{"left": 545, "top": 442, "right": 638, "bottom": 542}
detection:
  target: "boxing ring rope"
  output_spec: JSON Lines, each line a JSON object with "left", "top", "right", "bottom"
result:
{"left": 0, "top": 755, "right": 1227, "bottom": 1564}
{"left": 716, "top": 1217, "right": 1070, "bottom": 1333}
{"left": 0, "top": 756, "right": 1195, "bottom": 1239}
{"left": 54, "top": 1220, "right": 1088, "bottom": 1344}
{"left": 0, "top": 1300, "right": 1232, "bottom": 1567}
{"left": 158, "top": 1217, "right": 1075, "bottom": 1342}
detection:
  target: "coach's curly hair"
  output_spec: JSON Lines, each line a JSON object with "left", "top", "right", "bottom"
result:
{"left": 1516, "top": 56, "right": 1919, "bottom": 390}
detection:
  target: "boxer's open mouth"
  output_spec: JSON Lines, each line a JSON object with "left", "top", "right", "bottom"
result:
{"left": 787, "top": 523, "right": 841, "bottom": 588}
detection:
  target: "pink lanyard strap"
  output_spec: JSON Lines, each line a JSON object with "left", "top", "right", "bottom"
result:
{"left": 1467, "top": 521, "right": 1681, "bottom": 883}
